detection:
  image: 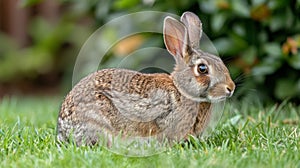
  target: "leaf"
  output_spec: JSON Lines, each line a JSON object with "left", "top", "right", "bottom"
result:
{"left": 213, "top": 38, "right": 235, "bottom": 55}
{"left": 252, "top": 65, "right": 276, "bottom": 76}
{"left": 252, "top": 56, "right": 281, "bottom": 76}
{"left": 198, "top": 0, "right": 218, "bottom": 14}
{"left": 211, "top": 13, "right": 227, "bottom": 33}
{"left": 232, "top": 24, "right": 246, "bottom": 37}
{"left": 213, "top": 35, "right": 247, "bottom": 55}
{"left": 269, "top": 8, "right": 294, "bottom": 31}
{"left": 269, "top": 16, "right": 285, "bottom": 32}
{"left": 232, "top": 0, "right": 250, "bottom": 17}
{"left": 263, "top": 43, "right": 282, "bottom": 58}
{"left": 241, "top": 46, "right": 257, "bottom": 65}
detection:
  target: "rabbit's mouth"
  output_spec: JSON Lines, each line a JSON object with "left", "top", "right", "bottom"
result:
{"left": 207, "top": 91, "right": 233, "bottom": 103}
{"left": 207, "top": 96, "right": 227, "bottom": 103}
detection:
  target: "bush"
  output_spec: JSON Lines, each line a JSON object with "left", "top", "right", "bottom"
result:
{"left": 62, "top": 0, "right": 300, "bottom": 102}
{"left": 2, "top": 0, "right": 300, "bottom": 102}
{"left": 197, "top": 0, "right": 300, "bottom": 103}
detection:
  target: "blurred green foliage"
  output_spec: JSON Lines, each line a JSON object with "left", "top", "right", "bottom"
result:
{"left": 0, "top": 3, "right": 92, "bottom": 83}
{"left": 1, "top": 0, "right": 300, "bottom": 103}
{"left": 197, "top": 0, "right": 300, "bottom": 103}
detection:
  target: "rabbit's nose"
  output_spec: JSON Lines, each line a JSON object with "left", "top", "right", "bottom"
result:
{"left": 226, "top": 87, "right": 233, "bottom": 97}
{"left": 225, "top": 83, "right": 235, "bottom": 97}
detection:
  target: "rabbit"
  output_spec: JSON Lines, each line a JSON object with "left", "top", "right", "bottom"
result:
{"left": 57, "top": 11, "right": 235, "bottom": 146}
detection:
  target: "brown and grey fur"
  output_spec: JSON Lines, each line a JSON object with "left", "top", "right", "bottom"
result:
{"left": 57, "top": 12, "right": 235, "bottom": 146}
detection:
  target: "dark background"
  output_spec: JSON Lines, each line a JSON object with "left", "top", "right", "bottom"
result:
{"left": 0, "top": 0, "right": 299, "bottom": 104}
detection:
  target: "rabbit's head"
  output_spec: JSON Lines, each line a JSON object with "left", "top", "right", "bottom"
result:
{"left": 164, "top": 12, "right": 235, "bottom": 103}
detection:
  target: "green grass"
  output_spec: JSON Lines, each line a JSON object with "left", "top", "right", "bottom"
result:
{"left": 0, "top": 96, "right": 299, "bottom": 168}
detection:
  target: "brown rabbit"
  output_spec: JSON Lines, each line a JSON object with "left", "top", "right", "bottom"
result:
{"left": 57, "top": 12, "right": 235, "bottom": 146}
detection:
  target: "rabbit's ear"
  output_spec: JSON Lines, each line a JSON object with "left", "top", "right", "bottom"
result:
{"left": 180, "top": 12, "right": 202, "bottom": 49}
{"left": 163, "top": 16, "right": 190, "bottom": 62}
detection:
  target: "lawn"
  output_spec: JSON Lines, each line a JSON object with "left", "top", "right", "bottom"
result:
{"left": 0, "top": 96, "right": 299, "bottom": 168}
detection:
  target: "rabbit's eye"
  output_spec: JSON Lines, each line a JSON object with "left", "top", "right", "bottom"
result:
{"left": 198, "top": 64, "right": 208, "bottom": 74}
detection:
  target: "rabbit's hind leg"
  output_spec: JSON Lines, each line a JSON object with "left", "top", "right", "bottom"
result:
{"left": 57, "top": 93, "right": 117, "bottom": 146}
